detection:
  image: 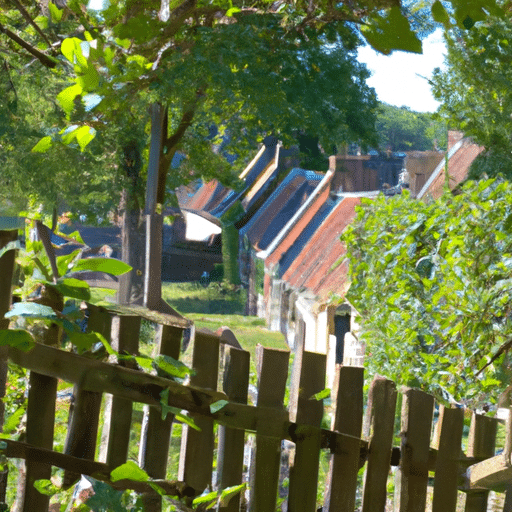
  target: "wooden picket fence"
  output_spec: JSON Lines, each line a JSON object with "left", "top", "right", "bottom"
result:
{"left": 2, "top": 226, "right": 512, "bottom": 512}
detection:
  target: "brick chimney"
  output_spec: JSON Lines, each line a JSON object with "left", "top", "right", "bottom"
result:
{"left": 447, "top": 130, "right": 464, "bottom": 151}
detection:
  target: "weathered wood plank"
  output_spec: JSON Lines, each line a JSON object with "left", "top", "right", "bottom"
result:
{"left": 361, "top": 375, "right": 397, "bottom": 512}
{"left": 179, "top": 330, "right": 220, "bottom": 495}
{"left": 217, "top": 346, "right": 250, "bottom": 512}
{"left": 250, "top": 347, "right": 289, "bottom": 512}
{"left": 432, "top": 406, "right": 464, "bottom": 512}
{"left": 101, "top": 315, "right": 141, "bottom": 469}
{"left": 324, "top": 365, "right": 364, "bottom": 512}
{"left": 64, "top": 305, "right": 111, "bottom": 487}
{"left": 464, "top": 413, "right": 497, "bottom": 512}
{"left": 140, "top": 324, "right": 182, "bottom": 512}
{"left": 288, "top": 351, "right": 326, "bottom": 512}
{"left": 0, "top": 229, "right": 18, "bottom": 505}
{"left": 396, "top": 388, "right": 434, "bottom": 512}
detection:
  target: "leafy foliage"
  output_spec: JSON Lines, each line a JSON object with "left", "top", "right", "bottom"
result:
{"left": 431, "top": 15, "right": 512, "bottom": 178}
{"left": 343, "top": 178, "right": 512, "bottom": 408}
{"left": 375, "top": 103, "right": 447, "bottom": 152}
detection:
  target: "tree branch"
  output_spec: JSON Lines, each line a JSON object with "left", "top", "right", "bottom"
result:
{"left": 11, "top": 0, "right": 54, "bottom": 49}
{"left": 0, "top": 22, "right": 58, "bottom": 68}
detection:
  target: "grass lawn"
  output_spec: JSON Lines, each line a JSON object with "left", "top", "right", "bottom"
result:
{"left": 161, "top": 282, "right": 289, "bottom": 361}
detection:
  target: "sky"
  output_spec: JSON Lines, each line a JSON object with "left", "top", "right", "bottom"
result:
{"left": 357, "top": 30, "right": 447, "bottom": 113}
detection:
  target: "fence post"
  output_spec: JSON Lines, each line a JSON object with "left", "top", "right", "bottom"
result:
{"left": 217, "top": 346, "right": 250, "bottom": 512}
{"left": 178, "top": 330, "right": 220, "bottom": 494}
{"left": 323, "top": 365, "right": 364, "bottom": 512}
{"left": 139, "top": 324, "right": 183, "bottom": 512}
{"left": 395, "top": 388, "right": 434, "bottom": 512}
{"left": 0, "top": 228, "right": 18, "bottom": 507}
{"left": 99, "top": 314, "right": 141, "bottom": 468}
{"left": 287, "top": 351, "right": 326, "bottom": 512}
{"left": 63, "top": 305, "right": 111, "bottom": 487}
{"left": 464, "top": 412, "right": 497, "bottom": 512}
{"left": 361, "top": 375, "right": 397, "bottom": 512}
{"left": 431, "top": 406, "right": 464, "bottom": 512}
{"left": 249, "top": 346, "right": 289, "bottom": 512}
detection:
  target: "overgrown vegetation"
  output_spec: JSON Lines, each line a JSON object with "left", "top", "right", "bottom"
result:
{"left": 343, "top": 177, "right": 512, "bottom": 409}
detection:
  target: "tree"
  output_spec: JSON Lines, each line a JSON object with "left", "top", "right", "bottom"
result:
{"left": 431, "top": 15, "right": 512, "bottom": 178}
{"left": 1, "top": 0, "right": 505, "bottom": 303}
{"left": 375, "top": 103, "right": 447, "bottom": 152}
{"left": 343, "top": 178, "right": 512, "bottom": 408}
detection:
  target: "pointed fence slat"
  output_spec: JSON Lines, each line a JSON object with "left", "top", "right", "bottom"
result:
{"left": 361, "top": 375, "right": 397, "bottom": 512}
{"left": 140, "top": 324, "right": 183, "bottom": 512}
{"left": 287, "top": 351, "right": 326, "bottom": 512}
{"left": 464, "top": 412, "right": 497, "bottom": 512}
{"left": 396, "top": 388, "right": 435, "bottom": 512}
{"left": 217, "top": 346, "right": 250, "bottom": 512}
{"left": 324, "top": 365, "right": 364, "bottom": 512}
{"left": 179, "top": 330, "right": 220, "bottom": 495}
{"left": 431, "top": 406, "right": 464, "bottom": 512}
{"left": 23, "top": 296, "right": 61, "bottom": 511}
{"left": 101, "top": 314, "right": 141, "bottom": 469}
{"left": 0, "top": 228, "right": 18, "bottom": 506}
{"left": 249, "top": 346, "right": 289, "bottom": 512}
{"left": 64, "top": 305, "right": 111, "bottom": 487}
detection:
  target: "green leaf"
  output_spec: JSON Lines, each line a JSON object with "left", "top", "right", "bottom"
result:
{"left": 219, "top": 483, "right": 247, "bottom": 507}
{"left": 154, "top": 354, "right": 194, "bottom": 379}
{"left": 310, "top": 388, "right": 330, "bottom": 401}
{"left": 361, "top": 7, "right": 422, "bottom": 55}
{"left": 431, "top": 1, "right": 451, "bottom": 27}
{"left": 31, "top": 136, "right": 53, "bottom": 153}
{"left": 210, "top": 400, "right": 229, "bottom": 414}
{"left": 55, "top": 278, "right": 91, "bottom": 300}
{"left": 192, "top": 490, "right": 218, "bottom": 508}
{"left": 0, "top": 240, "right": 21, "bottom": 259}
{"left": 75, "top": 125, "right": 96, "bottom": 151}
{"left": 57, "top": 84, "right": 83, "bottom": 115}
{"left": 5, "top": 302, "right": 57, "bottom": 320}
{"left": 0, "top": 329, "right": 36, "bottom": 352}
{"left": 49, "top": 2, "right": 64, "bottom": 22}
{"left": 68, "top": 331, "right": 101, "bottom": 354}
{"left": 3, "top": 407, "right": 26, "bottom": 434}
{"left": 72, "top": 257, "right": 132, "bottom": 276}
{"left": 110, "top": 461, "right": 149, "bottom": 482}
{"left": 159, "top": 389, "right": 201, "bottom": 430}
{"left": 33, "top": 478, "right": 61, "bottom": 497}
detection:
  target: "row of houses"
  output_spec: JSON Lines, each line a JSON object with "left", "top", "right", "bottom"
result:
{"left": 53, "top": 131, "right": 483, "bottom": 387}
{"left": 178, "top": 130, "right": 484, "bottom": 387}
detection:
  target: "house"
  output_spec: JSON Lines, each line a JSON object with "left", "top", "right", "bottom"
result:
{"left": 417, "top": 131, "right": 484, "bottom": 200}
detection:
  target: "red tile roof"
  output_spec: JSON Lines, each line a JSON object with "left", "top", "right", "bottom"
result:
{"left": 263, "top": 175, "right": 333, "bottom": 267}
{"left": 183, "top": 180, "right": 230, "bottom": 212}
{"left": 282, "top": 197, "right": 361, "bottom": 302}
{"left": 418, "top": 139, "right": 484, "bottom": 200}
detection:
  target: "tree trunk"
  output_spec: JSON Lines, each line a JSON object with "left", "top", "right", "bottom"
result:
{"left": 118, "top": 141, "right": 145, "bottom": 305}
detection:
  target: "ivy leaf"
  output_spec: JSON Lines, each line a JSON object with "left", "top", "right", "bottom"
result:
{"left": 72, "top": 257, "right": 132, "bottom": 276}
{"left": 5, "top": 302, "right": 57, "bottom": 320}
{"left": 219, "top": 483, "right": 247, "bottom": 507}
{"left": 55, "top": 278, "right": 91, "bottom": 301}
{"left": 33, "top": 478, "right": 61, "bottom": 497}
{"left": 310, "top": 388, "right": 330, "bottom": 401}
{"left": 3, "top": 406, "right": 26, "bottom": 434}
{"left": 153, "top": 354, "right": 194, "bottom": 379}
{"left": 31, "top": 136, "right": 53, "bottom": 153}
{"left": 0, "top": 330, "right": 35, "bottom": 352}
{"left": 0, "top": 240, "right": 21, "bottom": 259}
{"left": 361, "top": 7, "right": 422, "bottom": 55}
{"left": 160, "top": 389, "right": 201, "bottom": 430}
{"left": 192, "top": 490, "right": 219, "bottom": 508}
{"left": 210, "top": 400, "right": 229, "bottom": 414}
{"left": 110, "top": 461, "right": 149, "bottom": 482}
